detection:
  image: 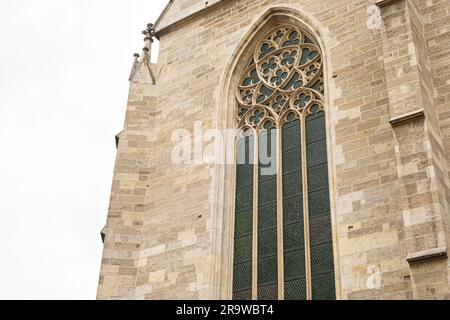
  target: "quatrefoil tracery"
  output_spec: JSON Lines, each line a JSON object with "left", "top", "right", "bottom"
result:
{"left": 237, "top": 25, "right": 325, "bottom": 128}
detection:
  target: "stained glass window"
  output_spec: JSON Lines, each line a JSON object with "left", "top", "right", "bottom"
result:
{"left": 232, "top": 24, "right": 335, "bottom": 300}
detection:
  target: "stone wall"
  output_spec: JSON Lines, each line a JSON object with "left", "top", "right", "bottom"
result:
{"left": 97, "top": 0, "right": 450, "bottom": 300}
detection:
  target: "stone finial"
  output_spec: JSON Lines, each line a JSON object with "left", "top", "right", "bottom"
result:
{"left": 129, "top": 53, "right": 141, "bottom": 81}
{"left": 130, "top": 23, "right": 156, "bottom": 84}
{"left": 142, "top": 23, "right": 155, "bottom": 43}
{"left": 141, "top": 23, "right": 155, "bottom": 62}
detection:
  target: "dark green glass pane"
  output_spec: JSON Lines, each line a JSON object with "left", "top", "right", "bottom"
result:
{"left": 282, "top": 172, "right": 302, "bottom": 196}
{"left": 259, "top": 168, "right": 277, "bottom": 182}
{"left": 284, "top": 250, "right": 305, "bottom": 282}
{"left": 282, "top": 31, "right": 300, "bottom": 47}
{"left": 307, "top": 164, "right": 328, "bottom": 192}
{"left": 257, "top": 128, "right": 278, "bottom": 299}
{"left": 308, "top": 189, "right": 330, "bottom": 219}
{"left": 256, "top": 85, "right": 274, "bottom": 103}
{"left": 300, "top": 48, "right": 319, "bottom": 65}
{"left": 259, "top": 43, "right": 275, "bottom": 60}
{"left": 305, "top": 109, "right": 335, "bottom": 300}
{"left": 259, "top": 130, "right": 277, "bottom": 182}
{"left": 310, "top": 243, "right": 335, "bottom": 276}
{"left": 311, "top": 80, "right": 324, "bottom": 94}
{"left": 233, "top": 290, "right": 252, "bottom": 300}
{"left": 258, "top": 202, "right": 277, "bottom": 232}
{"left": 234, "top": 135, "right": 254, "bottom": 299}
{"left": 250, "top": 68, "right": 260, "bottom": 84}
{"left": 233, "top": 261, "right": 252, "bottom": 292}
{"left": 282, "top": 118, "right": 305, "bottom": 300}
{"left": 306, "top": 140, "right": 327, "bottom": 168}
{"left": 235, "top": 185, "right": 253, "bottom": 213}
{"left": 258, "top": 228, "right": 278, "bottom": 259}
{"left": 312, "top": 273, "right": 336, "bottom": 300}
{"left": 283, "top": 118, "right": 300, "bottom": 129}
{"left": 293, "top": 93, "right": 312, "bottom": 109}
{"left": 234, "top": 234, "right": 253, "bottom": 265}
{"left": 258, "top": 177, "right": 277, "bottom": 205}
{"left": 282, "top": 147, "right": 301, "bottom": 174}
{"left": 306, "top": 114, "right": 326, "bottom": 144}
{"left": 310, "top": 215, "right": 332, "bottom": 247}
{"left": 285, "top": 278, "right": 307, "bottom": 300}
{"left": 283, "top": 222, "right": 304, "bottom": 252}
{"left": 282, "top": 72, "right": 303, "bottom": 90}
{"left": 282, "top": 120, "right": 301, "bottom": 151}
{"left": 258, "top": 255, "right": 278, "bottom": 286}
{"left": 258, "top": 284, "right": 278, "bottom": 300}
{"left": 283, "top": 195, "right": 303, "bottom": 225}
{"left": 236, "top": 164, "right": 253, "bottom": 189}
{"left": 234, "top": 210, "right": 253, "bottom": 238}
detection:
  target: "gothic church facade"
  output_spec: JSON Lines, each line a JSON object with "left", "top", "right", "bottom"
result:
{"left": 97, "top": 0, "right": 450, "bottom": 300}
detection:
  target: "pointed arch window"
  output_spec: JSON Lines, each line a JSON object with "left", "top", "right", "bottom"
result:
{"left": 232, "top": 24, "right": 335, "bottom": 300}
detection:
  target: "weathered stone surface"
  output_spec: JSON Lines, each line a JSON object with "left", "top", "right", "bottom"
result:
{"left": 97, "top": 0, "right": 450, "bottom": 300}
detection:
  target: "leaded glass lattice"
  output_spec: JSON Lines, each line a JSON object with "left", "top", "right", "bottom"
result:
{"left": 306, "top": 109, "right": 336, "bottom": 300}
{"left": 232, "top": 24, "right": 335, "bottom": 300}
{"left": 233, "top": 136, "right": 254, "bottom": 300}
{"left": 258, "top": 129, "right": 278, "bottom": 299}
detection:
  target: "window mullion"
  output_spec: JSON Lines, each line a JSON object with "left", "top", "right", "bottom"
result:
{"left": 252, "top": 130, "right": 259, "bottom": 300}
{"left": 276, "top": 123, "right": 284, "bottom": 300}
{"left": 301, "top": 115, "right": 312, "bottom": 300}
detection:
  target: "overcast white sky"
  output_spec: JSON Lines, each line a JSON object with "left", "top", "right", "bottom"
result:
{"left": 0, "top": 0, "right": 168, "bottom": 300}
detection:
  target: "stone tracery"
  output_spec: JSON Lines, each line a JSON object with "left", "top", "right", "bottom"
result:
{"left": 236, "top": 25, "right": 324, "bottom": 129}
